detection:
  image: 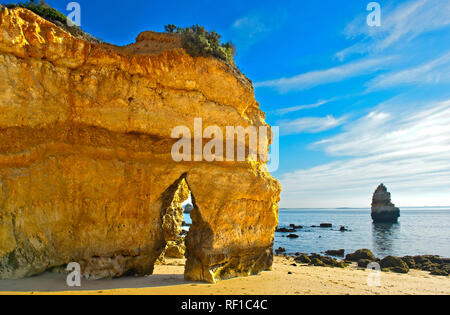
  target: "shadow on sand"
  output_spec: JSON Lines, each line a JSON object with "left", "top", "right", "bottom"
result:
{"left": 0, "top": 272, "right": 198, "bottom": 293}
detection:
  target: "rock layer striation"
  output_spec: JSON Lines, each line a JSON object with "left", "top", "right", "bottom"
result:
{"left": 0, "top": 8, "right": 281, "bottom": 282}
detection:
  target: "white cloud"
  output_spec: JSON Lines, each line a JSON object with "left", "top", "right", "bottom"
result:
{"left": 279, "top": 100, "right": 450, "bottom": 207}
{"left": 255, "top": 57, "right": 393, "bottom": 92}
{"left": 274, "top": 100, "right": 329, "bottom": 116}
{"left": 337, "top": 0, "right": 450, "bottom": 60}
{"left": 277, "top": 115, "right": 347, "bottom": 136}
{"left": 231, "top": 8, "right": 287, "bottom": 49}
{"left": 367, "top": 52, "right": 450, "bottom": 90}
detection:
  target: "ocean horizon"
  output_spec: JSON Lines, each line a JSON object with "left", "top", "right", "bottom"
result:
{"left": 275, "top": 207, "right": 450, "bottom": 259}
{"left": 279, "top": 206, "right": 450, "bottom": 210}
{"left": 185, "top": 206, "right": 450, "bottom": 259}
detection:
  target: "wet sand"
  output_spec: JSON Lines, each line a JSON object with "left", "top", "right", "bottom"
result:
{"left": 0, "top": 257, "right": 448, "bottom": 295}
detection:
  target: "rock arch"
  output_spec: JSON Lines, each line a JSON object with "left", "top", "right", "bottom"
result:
{"left": 0, "top": 7, "right": 281, "bottom": 283}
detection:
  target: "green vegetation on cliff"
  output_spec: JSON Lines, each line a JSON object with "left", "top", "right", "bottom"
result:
{"left": 5, "top": 1, "right": 102, "bottom": 43}
{"left": 10, "top": 1, "right": 67, "bottom": 24}
{"left": 165, "top": 24, "right": 236, "bottom": 65}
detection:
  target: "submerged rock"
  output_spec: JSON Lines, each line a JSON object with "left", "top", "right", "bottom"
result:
{"left": 0, "top": 7, "right": 281, "bottom": 283}
{"left": 371, "top": 184, "right": 400, "bottom": 223}
{"left": 276, "top": 227, "right": 297, "bottom": 233}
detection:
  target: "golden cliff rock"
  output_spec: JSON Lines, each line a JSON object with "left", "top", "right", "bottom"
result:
{"left": 0, "top": 7, "right": 281, "bottom": 283}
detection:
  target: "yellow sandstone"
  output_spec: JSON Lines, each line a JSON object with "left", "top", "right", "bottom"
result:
{"left": 0, "top": 7, "right": 280, "bottom": 283}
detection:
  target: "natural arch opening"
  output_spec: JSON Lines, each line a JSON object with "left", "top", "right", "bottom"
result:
{"left": 156, "top": 175, "right": 195, "bottom": 267}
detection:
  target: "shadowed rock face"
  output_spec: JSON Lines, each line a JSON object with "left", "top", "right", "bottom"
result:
{"left": 0, "top": 8, "right": 281, "bottom": 282}
{"left": 371, "top": 184, "right": 400, "bottom": 223}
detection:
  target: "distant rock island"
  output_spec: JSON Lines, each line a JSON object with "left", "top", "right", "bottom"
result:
{"left": 371, "top": 184, "right": 400, "bottom": 223}
{"left": 183, "top": 204, "right": 194, "bottom": 214}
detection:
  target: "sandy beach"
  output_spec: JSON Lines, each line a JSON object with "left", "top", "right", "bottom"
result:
{"left": 0, "top": 256, "right": 448, "bottom": 295}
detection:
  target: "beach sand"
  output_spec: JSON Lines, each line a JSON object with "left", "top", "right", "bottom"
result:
{"left": 0, "top": 256, "right": 448, "bottom": 295}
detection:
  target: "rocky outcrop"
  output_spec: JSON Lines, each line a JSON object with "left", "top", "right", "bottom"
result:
{"left": 345, "top": 249, "right": 376, "bottom": 262}
{"left": 380, "top": 256, "right": 409, "bottom": 274}
{"left": 160, "top": 236, "right": 186, "bottom": 259}
{"left": 0, "top": 8, "right": 280, "bottom": 282}
{"left": 371, "top": 184, "right": 400, "bottom": 223}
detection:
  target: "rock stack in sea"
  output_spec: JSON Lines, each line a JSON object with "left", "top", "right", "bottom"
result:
{"left": 371, "top": 184, "right": 400, "bottom": 223}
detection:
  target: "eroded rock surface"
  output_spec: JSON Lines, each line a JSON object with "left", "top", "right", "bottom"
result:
{"left": 371, "top": 184, "right": 400, "bottom": 223}
{"left": 0, "top": 8, "right": 280, "bottom": 282}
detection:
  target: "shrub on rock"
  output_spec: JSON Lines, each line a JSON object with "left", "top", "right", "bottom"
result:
{"left": 165, "top": 24, "right": 236, "bottom": 65}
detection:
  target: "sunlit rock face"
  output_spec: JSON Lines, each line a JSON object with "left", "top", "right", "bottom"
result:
{"left": 371, "top": 184, "right": 400, "bottom": 223}
{"left": 0, "top": 8, "right": 280, "bottom": 282}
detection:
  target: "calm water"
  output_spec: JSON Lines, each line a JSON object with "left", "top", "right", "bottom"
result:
{"left": 184, "top": 207, "right": 450, "bottom": 258}
{"left": 275, "top": 208, "right": 450, "bottom": 258}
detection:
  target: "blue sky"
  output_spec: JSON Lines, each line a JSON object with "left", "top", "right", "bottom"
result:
{"left": 5, "top": 0, "right": 450, "bottom": 207}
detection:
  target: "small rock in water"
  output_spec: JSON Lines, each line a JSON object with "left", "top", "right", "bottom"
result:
{"left": 287, "top": 234, "right": 299, "bottom": 239}
{"left": 340, "top": 226, "right": 349, "bottom": 232}
{"left": 289, "top": 224, "right": 303, "bottom": 229}
{"left": 276, "top": 227, "right": 297, "bottom": 233}
{"left": 320, "top": 223, "right": 333, "bottom": 228}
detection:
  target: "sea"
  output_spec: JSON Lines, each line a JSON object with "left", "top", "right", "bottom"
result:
{"left": 184, "top": 207, "right": 450, "bottom": 258}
